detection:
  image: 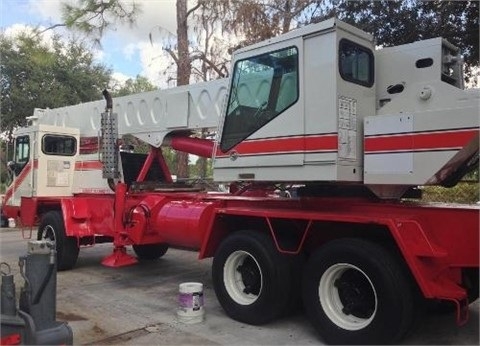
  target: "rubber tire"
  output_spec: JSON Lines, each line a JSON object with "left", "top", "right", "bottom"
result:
{"left": 302, "top": 238, "right": 416, "bottom": 345}
{"left": 38, "top": 210, "right": 79, "bottom": 271}
{"left": 132, "top": 243, "right": 168, "bottom": 260}
{"left": 212, "top": 230, "right": 296, "bottom": 325}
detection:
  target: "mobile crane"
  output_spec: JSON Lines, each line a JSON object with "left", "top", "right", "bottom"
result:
{"left": 2, "top": 18, "right": 479, "bottom": 344}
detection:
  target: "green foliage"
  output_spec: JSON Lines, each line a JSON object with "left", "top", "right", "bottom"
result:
{"left": 190, "top": 157, "right": 213, "bottom": 179}
{"left": 113, "top": 75, "right": 156, "bottom": 97}
{"left": 0, "top": 31, "right": 111, "bottom": 137}
{"left": 316, "top": 0, "right": 479, "bottom": 82}
{"left": 421, "top": 182, "right": 479, "bottom": 204}
{"left": 61, "top": 0, "right": 141, "bottom": 46}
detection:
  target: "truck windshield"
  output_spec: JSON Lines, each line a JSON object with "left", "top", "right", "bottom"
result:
{"left": 220, "top": 46, "right": 299, "bottom": 152}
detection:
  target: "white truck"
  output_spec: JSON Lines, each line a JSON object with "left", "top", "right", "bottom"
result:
{"left": 2, "top": 19, "right": 479, "bottom": 344}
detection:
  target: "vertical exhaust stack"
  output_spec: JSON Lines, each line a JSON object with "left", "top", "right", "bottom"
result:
{"left": 101, "top": 90, "right": 119, "bottom": 191}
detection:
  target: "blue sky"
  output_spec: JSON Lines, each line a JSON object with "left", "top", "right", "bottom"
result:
{"left": 0, "top": 0, "right": 178, "bottom": 87}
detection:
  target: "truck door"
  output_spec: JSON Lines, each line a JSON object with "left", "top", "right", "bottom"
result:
{"left": 36, "top": 128, "right": 78, "bottom": 197}
{"left": 4, "top": 131, "right": 35, "bottom": 208}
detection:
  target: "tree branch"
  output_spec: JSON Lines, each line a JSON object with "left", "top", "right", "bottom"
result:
{"left": 164, "top": 47, "right": 180, "bottom": 65}
{"left": 38, "top": 23, "right": 67, "bottom": 34}
{"left": 186, "top": 1, "right": 203, "bottom": 18}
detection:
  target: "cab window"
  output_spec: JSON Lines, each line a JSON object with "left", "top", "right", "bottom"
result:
{"left": 220, "top": 46, "right": 299, "bottom": 152}
{"left": 12, "top": 135, "right": 30, "bottom": 175}
{"left": 339, "top": 39, "right": 374, "bottom": 87}
{"left": 42, "top": 135, "right": 77, "bottom": 156}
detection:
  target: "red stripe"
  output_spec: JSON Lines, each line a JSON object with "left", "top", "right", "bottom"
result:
{"left": 217, "top": 134, "right": 338, "bottom": 157}
{"left": 75, "top": 161, "right": 103, "bottom": 170}
{"left": 365, "top": 129, "right": 478, "bottom": 153}
{"left": 3, "top": 160, "right": 37, "bottom": 204}
{"left": 79, "top": 136, "right": 99, "bottom": 154}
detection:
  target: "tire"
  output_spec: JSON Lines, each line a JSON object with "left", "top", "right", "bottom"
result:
{"left": 0, "top": 213, "right": 7, "bottom": 228}
{"left": 212, "top": 230, "right": 297, "bottom": 325}
{"left": 132, "top": 243, "right": 168, "bottom": 260}
{"left": 38, "top": 210, "right": 79, "bottom": 271}
{"left": 302, "top": 238, "right": 417, "bottom": 345}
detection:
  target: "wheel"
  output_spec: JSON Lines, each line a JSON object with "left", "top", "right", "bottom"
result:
{"left": 38, "top": 210, "right": 79, "bottom": 271}
{"left": 0, "top": 212, "right": 7, "bottom": 228}
{"left": 464, "top": 268, "right": 479, "bottom": 304}
{"left": 212, "top": 230, "right": 297, "bottom": 325}
{"left": 132, "top": 243, "right": 168, "bottom": 260}
{"left": 302, "top": 238, "right": 417, "bottom": 345}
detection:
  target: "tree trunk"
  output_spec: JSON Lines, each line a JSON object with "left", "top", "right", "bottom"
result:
{"left": 175, "top": 0, "right": 191, "bottom": 179}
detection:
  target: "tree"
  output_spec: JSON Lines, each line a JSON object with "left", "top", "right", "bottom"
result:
{"left": 0, "top": 31, "right": 111, "bottom": 137}
{"left": 113, "top": 75, "right": 156, "bottom": 97}
{"left": 211, "top": 0, "right": 317, "bottom": 49}
{"left": 312, "top": 0, "right": 479, "bottom": 83}
{"left": 43, "top": 0, "right": 141, "bottom": 47}
{"left": 157, "top": 0, "right": 229, "bottom": 178}
{"left": 0, "top": 30, "right": 111, "bottom": 187}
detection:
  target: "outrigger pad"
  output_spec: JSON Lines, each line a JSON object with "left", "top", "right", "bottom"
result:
{"left": 101, "top": 246, "right": 138, "bottom": 267}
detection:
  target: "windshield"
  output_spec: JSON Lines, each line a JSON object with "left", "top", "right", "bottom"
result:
{"left": 13, "top": 135, "right": 30, "bottom": 175}
{"left": 220, "top": 46, "right": 299, "bottom": 152}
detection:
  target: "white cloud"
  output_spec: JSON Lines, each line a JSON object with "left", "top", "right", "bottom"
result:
{"left": 3, "top": 24, "right": 56, "bottom": 50}
{"left": 123, "top": 43, "right": 137, "bottom": 61}
{"left": 28, "top": 0, "right": 64, "bottom": 24}
{"left": 24, "top": 0, "right": 178, "bottom": 87}
{"left": 136, "top": 41, "right": 176, "bottom": 88}
{"left": 112, "top": 71, "right": 132, "bottom": 84}
{"left": 12, "top": 0, "right": 231, "bottom": 90}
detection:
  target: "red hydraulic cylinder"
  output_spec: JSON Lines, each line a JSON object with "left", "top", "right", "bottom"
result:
{"left": 168, "top": 136, "right": 215, "bottom": 158}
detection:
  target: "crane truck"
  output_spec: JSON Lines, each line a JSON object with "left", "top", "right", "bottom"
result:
{"left": 1, "top": 18, "right": 479, "bottom": 344}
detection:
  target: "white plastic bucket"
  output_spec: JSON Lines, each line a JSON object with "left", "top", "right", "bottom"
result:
{"left": 8, "top": 218, "right": 15, "bottom": 228}
{"left": 177, "top": 282, "right": 205, "bottom": 324}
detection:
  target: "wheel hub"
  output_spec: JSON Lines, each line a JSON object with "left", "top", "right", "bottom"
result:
{"left": 237, "top": 257, "right": 261, "bottom": 295}
{"left": 334, "top": 269, "right": 375, "bottom": 318}
{"left": 223, "top": 250, "right": 263, "bottom": 305}
{"left": 319, "top": 263, "right": 377, "bottom": 331}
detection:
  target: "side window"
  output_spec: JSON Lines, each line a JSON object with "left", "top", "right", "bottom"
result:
{"left": 220, "top": 46, "right": 299, "bottom": 152}
{"left": 339, "top": 39, "right": 374, "bottom": 87}
{"left": 11, "top": 135, "right": 30, "bottom": 176}
{"left": 42, "top": 135, "right": 77, "bottom": 156}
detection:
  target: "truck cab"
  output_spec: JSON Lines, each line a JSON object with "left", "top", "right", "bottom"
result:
{"left": 4, "top": 123, "right": 79, "bottom": 216}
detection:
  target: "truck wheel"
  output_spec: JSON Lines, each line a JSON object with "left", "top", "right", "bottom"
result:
{"left": 132, "top": 243, "right": 168, "bottom": 260}
{"left": 38, "top": 211, "right": 79, "bottom": 271}
{"left": 302, "top": 238, "right": 416, "bottom": 345}
{"left": 212, "top": 230, "right": 296, "bottom": 325}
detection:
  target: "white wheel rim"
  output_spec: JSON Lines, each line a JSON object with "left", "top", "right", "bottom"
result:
{"left": 223, "top": 250, "right": 263, "bottom": 305}
{"left": 319, "top": 263, "right": 377, "bottom": 331}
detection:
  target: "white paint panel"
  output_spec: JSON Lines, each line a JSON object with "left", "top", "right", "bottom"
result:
{"left": 364, "top": 114, "right": 413, "bottom": 135}
{"left": 364, "top": 153, "right": 413, "bottom": 175}
{"left": 166, "top": 92, "right": 189, "bottom": 128}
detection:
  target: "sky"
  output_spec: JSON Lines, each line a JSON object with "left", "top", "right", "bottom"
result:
{"left": 0, "top": 0, "right": 181, "bottom": 87}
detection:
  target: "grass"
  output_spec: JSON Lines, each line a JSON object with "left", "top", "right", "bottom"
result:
{"left": 421, "top": 181, "right": 479, "bottom": 204}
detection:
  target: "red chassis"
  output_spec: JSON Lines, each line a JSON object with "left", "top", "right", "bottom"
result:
{"left": 16, "top": 183, "right": 479, "bottom": 322}
{"left": 8, "top": 146, "right": 479, "bottom": 326}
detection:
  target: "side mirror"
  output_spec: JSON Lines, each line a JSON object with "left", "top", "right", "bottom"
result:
{"left": 7, "top": 161, "right": 18, "bottom": 176}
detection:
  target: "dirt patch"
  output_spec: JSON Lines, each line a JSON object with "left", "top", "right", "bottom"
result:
{"left": 57, "top": 311, "right": 88, "bottom": 321}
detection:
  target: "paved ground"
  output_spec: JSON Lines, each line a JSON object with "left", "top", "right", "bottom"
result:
{"left": 1, "top": 227, "right": 478, "bottom": 345}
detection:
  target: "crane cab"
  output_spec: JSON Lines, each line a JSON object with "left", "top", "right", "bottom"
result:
{"left": 214, "top": 18, "right": 375, "bottom": 185}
